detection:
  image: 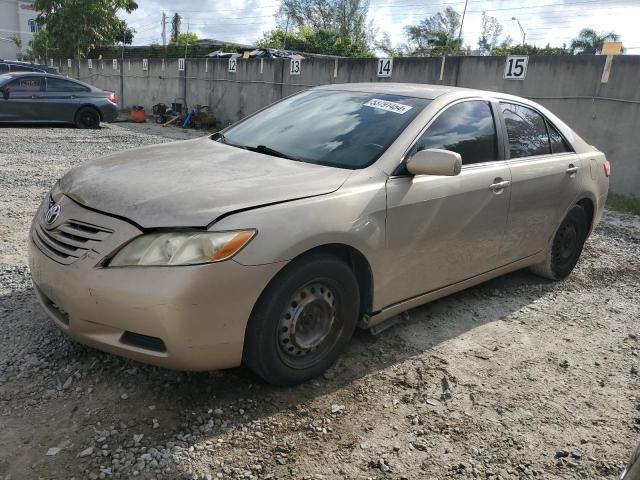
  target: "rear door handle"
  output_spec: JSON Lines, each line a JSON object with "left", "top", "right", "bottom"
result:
{"left": 489, "top": 180, "right": 511, "bottom": 191}
{"left": 566, "top": 165, "right": 579, "bottom": 175}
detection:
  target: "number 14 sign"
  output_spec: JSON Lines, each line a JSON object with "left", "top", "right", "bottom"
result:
{"left": 504, "top": 56, "right": 529, "bottom": 80}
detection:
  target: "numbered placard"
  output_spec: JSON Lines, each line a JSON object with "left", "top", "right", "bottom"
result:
{"left": 228, "top": 56, "right": 237, "bottom": 73}
{"left": 67, "top": 59, "right": 72, "bottom": 68}
{"left": 87, "top": 59, "right": 93, "bottom": 69}
{"left": 290, "top": 57, "right": 302, "bottom": 76}
{"left": 377, "top": 58, "right": 393, "bottom": 77}
{"left": 504, "top": 56, "right": 528, "bottom": 80}
{"left": 178, "top": 58, "right": 185, "bottom": 71}
{"left": 142, "top": 58, "right": 148, "bottom": 71}
{"left": 112, "top": 59, "right": 118, "bottom": 70}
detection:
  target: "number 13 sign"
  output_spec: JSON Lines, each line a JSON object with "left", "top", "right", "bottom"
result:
{"left": 504, "top": 56, "right": 528, "bottom": 80}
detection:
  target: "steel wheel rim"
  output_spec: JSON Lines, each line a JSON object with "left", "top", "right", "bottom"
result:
{"left": 554, "top": 222, "right": 578, "bottom": 265}
{"left": 277, "top": 282, "right": 336, "bottom": 363}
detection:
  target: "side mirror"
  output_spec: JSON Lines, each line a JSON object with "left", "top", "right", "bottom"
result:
{"left": 406, "top": 148, "right": 462, "bottom": 176}
{"left": 1, "top": 87, "right": 9, "bottom": 100}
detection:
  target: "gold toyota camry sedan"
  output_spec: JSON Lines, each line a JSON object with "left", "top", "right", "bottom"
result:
{"left": 29, "top": 83, "right": 610, "bottom": 385}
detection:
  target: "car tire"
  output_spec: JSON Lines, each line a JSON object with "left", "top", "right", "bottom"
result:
{"left": 243, "top": 253, "right": 360, "bottom": 386}
{"left": 530, "top": 204, "right": 588, "bottom": 280}
{"left": 75, "top": 106, "right": 101, "bottom": 129}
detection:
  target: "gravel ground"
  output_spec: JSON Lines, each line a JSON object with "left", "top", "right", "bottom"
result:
{"left": 1, "top": 124, "right": 639, "bottom": 480}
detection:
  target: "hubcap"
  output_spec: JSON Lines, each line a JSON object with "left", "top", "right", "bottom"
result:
{"left": 278, "top": 283, "right": 335, "bottom": 358}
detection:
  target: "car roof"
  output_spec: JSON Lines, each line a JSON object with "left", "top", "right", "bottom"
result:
{"left": 3, "top": 71, "right": 62, "bottom": 78}
{"left": 313, "top": 82, "right": 460, "bottom": 99}
{"left": 312, "top": 82, "right": 540, "bottom": 103}
{"left": 1, "top": 72, "right": 98, "bottom": 89}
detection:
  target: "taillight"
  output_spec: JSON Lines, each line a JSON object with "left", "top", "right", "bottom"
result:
{"left": 107, "top": 93, "right": 117, "bottom": 105}
{"left": 603, "top": 160, "right": 610, "bottom": 177}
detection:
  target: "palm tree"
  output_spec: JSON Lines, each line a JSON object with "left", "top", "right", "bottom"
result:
{"left": 570, "top": 28, "right": 620, "bottom": 54}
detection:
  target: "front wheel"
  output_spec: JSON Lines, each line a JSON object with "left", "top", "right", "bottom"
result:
{"left": 75, "top": 106, "right": 101, "bottom": 129}
{"left": 530, "top": 204, "right": 588, "bottom": 280}
{"left": 243, "top": 254, "right": 360, "bottom": 386}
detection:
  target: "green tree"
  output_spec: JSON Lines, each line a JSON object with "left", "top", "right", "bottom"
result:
{"left": 570, "top": 28, "right": 620, "bottom": 54}
{"left": 26, "top": 29, "right": 54, "bottom": 60}
{"left": 170, "top": 32, "right": 198, "bottom": 46}
{"left": 258, "top": 26, "right": 372, "bottom": 57}
{"left": 33, "top": 0, "right": 138, "bottom": 58}
{"left": 477, "top": 12, "right": 502, "bottom": 55}
{"left": 171, "top": 13, "right": 182, "bottom": 43}
{"left": 491, "top": 40, "right": 569, "bottom": 56}
{"left": 374, "top": 32, "right": 397, "bottom": 57}
{"left": 277, "top": 0, "right": 374, "bottom": 53}
{"left": 404, "top": 7, "right": 464, "bottom": 56}
{"left": 166, "top": 32, "right": 198, "bottom": 57}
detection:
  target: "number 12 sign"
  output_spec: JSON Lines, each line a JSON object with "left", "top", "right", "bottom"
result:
{"left": 504, "top": 56, "right": 528, "bottom": 80}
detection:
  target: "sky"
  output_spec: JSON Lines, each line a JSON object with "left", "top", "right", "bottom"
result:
{"left": 119, "top": 0, "right": 640, "bottom": 52}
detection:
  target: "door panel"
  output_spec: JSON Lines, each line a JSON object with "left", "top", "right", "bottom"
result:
{"left": 497, "top": 101, "right": 583, "bottom": 262}
{"left": 381, "top": 162, "right": 512, "bottom": 307}
{"left": 503, "top": 154, "right": 582, "bottom": 262}
{"left": 0, "top": 76, "right": 45, "bottom": 121}
{"left": 43, "top": 77, "right": 90, "bottom": 122}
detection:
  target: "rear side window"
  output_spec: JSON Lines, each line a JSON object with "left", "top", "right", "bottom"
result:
{"left": 547, "top": 121, "right": 573, "bottom": 154}
{"left": 46, "top": 77, "right": 89, "bottom": 92}
{"left": 416, "top": 100, "right": 498, "bottom": 165}
{"left": 500, "top": 102, "right": 551, "bottom": 158}
{"left": 7, "top": 76, "right": 42, "bottom": 91}
{"left": 0, "top": 64, "right": 8, "bottom": 74}
{"left": 9, "top": 65, "right": 35, "bottom": 72}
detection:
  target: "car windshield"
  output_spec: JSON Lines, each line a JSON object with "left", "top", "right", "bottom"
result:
{"left": 218, "top": 90, "right": 430, "bottom": 169}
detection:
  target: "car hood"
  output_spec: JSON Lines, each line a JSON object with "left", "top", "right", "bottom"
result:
{"left": 57, "top": 136, "right": 351, "bottom": 228}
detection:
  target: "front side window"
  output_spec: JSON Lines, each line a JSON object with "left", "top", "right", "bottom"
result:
{"left": 500, "top": 102, "right": 551, "bottom": 158}
{"left": 7, "top": 76, "right": 42, "bottom": 91}
{"left": 415, "top": 100, "right": 498, "bottom": 165}
{"left": 220, "top": 90, "right": 430, "bottom": 169}
{"left": 46, "top": 77, "right": 89, "bottom": 92}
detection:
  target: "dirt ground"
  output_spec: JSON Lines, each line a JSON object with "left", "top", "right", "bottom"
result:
{"left": 0, "top": 123, "right": 638, "bottom": 480}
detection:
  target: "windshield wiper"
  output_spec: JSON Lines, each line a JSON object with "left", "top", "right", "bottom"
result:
{"left": 246, "top": 145, "right": 300, "bottom": 161}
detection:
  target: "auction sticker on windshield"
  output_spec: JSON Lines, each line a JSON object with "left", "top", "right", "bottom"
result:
{"left": 364, "top": 99, "right": 413, "bottom": 114}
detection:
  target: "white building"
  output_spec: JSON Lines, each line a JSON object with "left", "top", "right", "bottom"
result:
{"left": 0, "top": 1, "right": 39, "bottom": 60}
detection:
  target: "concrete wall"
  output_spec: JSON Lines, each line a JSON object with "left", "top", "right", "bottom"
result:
{"left": 56, "top": 55, "right": 640, "bottom": 196}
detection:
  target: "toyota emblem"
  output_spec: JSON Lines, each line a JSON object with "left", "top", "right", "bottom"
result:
{"left": 44, "top": 203, "right": 61, "bottom": 225}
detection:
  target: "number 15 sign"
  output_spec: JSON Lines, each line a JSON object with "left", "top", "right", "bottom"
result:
{"left": 504, "top": 56, "right": 529, "bottom": 80}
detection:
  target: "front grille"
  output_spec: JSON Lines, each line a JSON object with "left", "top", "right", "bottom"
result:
{"left": 33, "top": 218, "right": 113, "bottom": 265}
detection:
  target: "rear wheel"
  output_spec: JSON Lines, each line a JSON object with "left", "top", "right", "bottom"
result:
{"left": 530, "top": 205, "right": 588, "bottom": 280}
{"left": 75, "top": 106, "right": 101, "bottom": 129}
{"left": 243, "top": 254, "right": 360, "bottom": 386}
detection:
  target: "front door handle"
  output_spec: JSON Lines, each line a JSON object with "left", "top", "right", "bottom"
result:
{"left": 566, "top": 165, "right": 579, "bottom": 175}
{"left": 489, "top": 180, "right": 511, "bottom": 191}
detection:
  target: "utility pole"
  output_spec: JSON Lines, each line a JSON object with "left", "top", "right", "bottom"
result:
{"left": 512, "top": 17, "right": 526, "bottom": 46}
{"left": 161, "top": 12, "right": 167, "bottom": 47}
{"left": 183, "top": 21, "right": 189, "bottom": 114}
{"left": 457, "top": 0, "right": 468, "bottom": 42}
{"left": 282, "top": 13, "right": 290, "bottom": 50}
{"left": 121, "top": 23, "right": 126, "bottom": 109}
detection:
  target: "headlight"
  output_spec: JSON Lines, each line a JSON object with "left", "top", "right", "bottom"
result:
{"left": 108, "top": 230, "right": 256, "bottom": 267}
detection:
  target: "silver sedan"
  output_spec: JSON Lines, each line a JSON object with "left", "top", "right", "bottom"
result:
{"left": 28, "top": 83, "right": 610, "bottom": 385}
